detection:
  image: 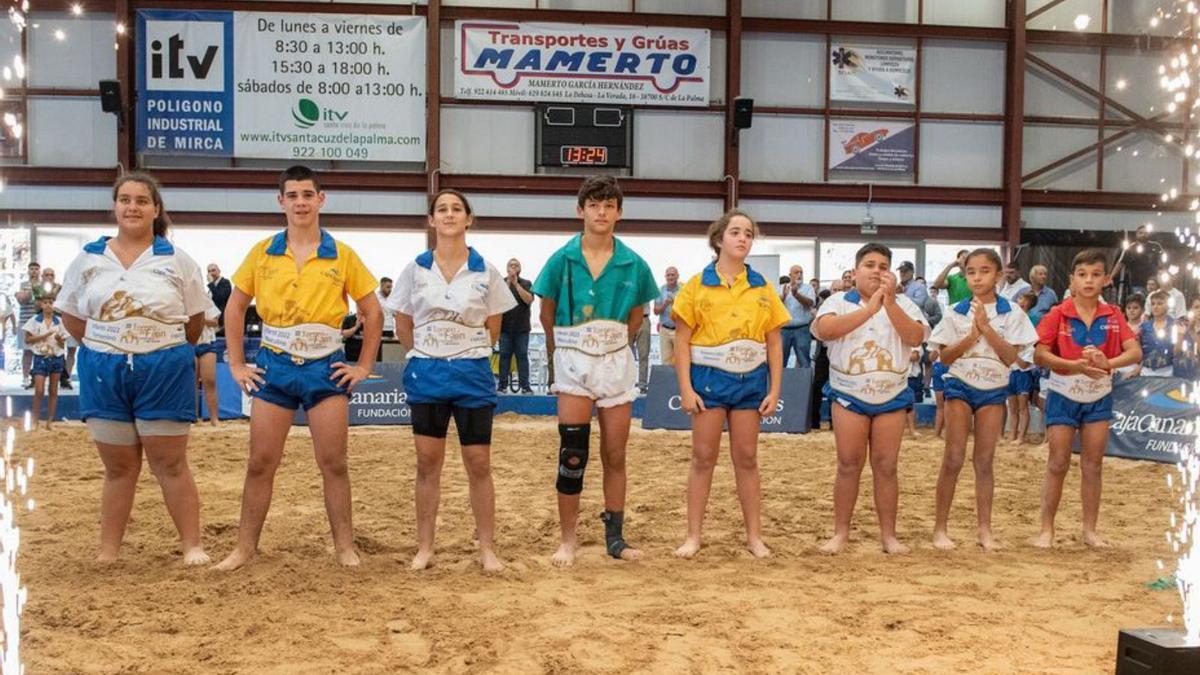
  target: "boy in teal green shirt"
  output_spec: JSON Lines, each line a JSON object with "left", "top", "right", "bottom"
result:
{"left": 534, "top": 175, "right": 658, "bottom": 567}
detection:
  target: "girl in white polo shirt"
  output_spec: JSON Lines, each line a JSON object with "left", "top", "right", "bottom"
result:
{"left": 55, "top": 172, "right": 212, "bottom": 565}
{"left": 386, "top": 189, "right": 516, "bottom": 572}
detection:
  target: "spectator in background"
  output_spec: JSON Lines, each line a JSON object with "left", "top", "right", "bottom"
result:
{"left": 1027, "top": 264, "right": 1057, "bottom": 327}
{"left": 653, "top": 266, "right": 680, "bottom": 365}
{"left": 1146, "top": 276, "right": 1160, "bottom": 295}
{"left": 206, "top": 263, "right": 231, "bottom": 319}
{"left": 932, "top": 249, "right": 972, "bottom": 305}
{"left": 999, "top": 261, "right": 1031, "bottom": 301}
{"left": 15, "top": 261, "right": 42, "bottom": 388}
{"left": 1161, "top": 272, "right": 1187, "bottom": 320}
{"left": 779, "top": 264, "right": 815, "bottom": 367}
{"left": 633, "top": 302, "right": 652, "bottom": 392}
{"left": 498, "top": 258, "right": 534, "bottom": 394}
{"left": 1112, "top": 224, "right": 1165, "bottom": 298}
{"left": 840, "top": 269, "right": 853, "bottom": 289}
{"left": 899, "top": 261, "right": 940, "bottom": 328}
{"left": 377, "top": 276, "right": 395, "bottom": 336}
{"left": 0, "top": 293, "right": 14, "bottom": 343}
{"left": 810, "top": 277, "right": 821, "bottom": 296}
{"left": 40, "top": 268, "right": 76, "bottom": 389}
{"left": 341, "top": 312, "right": 364, "bottom": 362}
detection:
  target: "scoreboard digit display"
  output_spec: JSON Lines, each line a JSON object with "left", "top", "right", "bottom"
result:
{"left": 537, "top": 104, "right": 632, "bottom": 169}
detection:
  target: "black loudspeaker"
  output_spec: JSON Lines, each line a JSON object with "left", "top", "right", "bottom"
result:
{"left": 733, "top": 97, "right": 754, "bottom": 129}
{"left": 99, "top": 80, "right": 122, "bottom": 113}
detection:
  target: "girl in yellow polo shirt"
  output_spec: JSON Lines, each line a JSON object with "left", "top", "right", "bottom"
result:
{"left": 670, "top": 209, "right": 791, "bottom": 559}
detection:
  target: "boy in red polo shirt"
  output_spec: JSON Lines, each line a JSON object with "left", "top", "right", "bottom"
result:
{"left": 1033, "top": 249, "right": 1140, "bottom": 548}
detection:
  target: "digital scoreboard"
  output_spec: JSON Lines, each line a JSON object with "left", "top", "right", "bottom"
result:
{"left": 537, "top": 104, "right": 632, "bottom": 169}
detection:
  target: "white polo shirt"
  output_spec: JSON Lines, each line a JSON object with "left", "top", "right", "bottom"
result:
{"left": 22, "top": 314, "right": 68, "bottom": 357}
{"left": 929, "top": 296, "right": 1039, "bottom": 391}
{"left": 198, "top": 303, "right": 221, "bottom": 345}
{"left": 55, "top": 236, "right": 211, "bottom": 354}
{"left": 386, "top": 247, "right": 516, "bottom": 360}
{"left": 815, "top": 289, "right": 930, "bottom": 404}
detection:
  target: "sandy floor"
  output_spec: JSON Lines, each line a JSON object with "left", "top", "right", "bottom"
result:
{"left": 11, "top": 415, "right": 1184, "bottom": 674}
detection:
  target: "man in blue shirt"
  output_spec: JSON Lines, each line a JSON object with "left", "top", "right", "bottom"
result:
{"left": 779, "top": 264, "right": 816, "bottom": 367}
{"left": 653, "top": 266, "right": 681, "bottom": 365}
{"left": 1028, "top": 264, "right": 1058, "bottom": 327}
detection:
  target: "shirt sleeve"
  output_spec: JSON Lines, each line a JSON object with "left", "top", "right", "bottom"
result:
{"left": 53, "top": 253, "right": 88, "bottom": 319}
{"left": 21, "top": 316, "right": 39, "bottom": 334}
{"left": 175, "top": 251, "right": 213, "bottom": 317}
{"left": 765, "top": 289, "right": 792, "bottom": 332}
{"left": 670, "top": 277, "right": 699, "bottom": 329}
{"left": 532, "top": 251, "right": 563, "bottom": 300}
{"left": 1007, "top": 311, "right": 1040, "bottom": 347}
{"left": 927, "top": 314, "right": 957, "bottom": 349}
{"left": 341, "top": 245, "right": 378, "bottom": 302}
{"left": 816, "top": 292, "right": 846, "bottom": 321}
{"left": 634, "top": 259, "right": 660, "bottom": 306}
{"left": 1116, "top": 311, "right": 1137, "bottom": 344}
{"left": 231, "top": 241, "right": 263, "bottom": 297}
{"left": 1036, "top": 306, "right": 1061, "bottom": 347}
{"left": 386, "top": 263, "right": 415, "bottom": 316}
{"left": 485, "top": 264, "right": 518, "bottom": 316}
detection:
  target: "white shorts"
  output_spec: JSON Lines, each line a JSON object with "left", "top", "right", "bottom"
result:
{"left": 552, "top": 346, "right": 638, "bottom": 408}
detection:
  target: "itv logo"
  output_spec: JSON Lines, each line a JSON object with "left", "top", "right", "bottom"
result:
{"left": 143, "top": 20, "right": 225, "bottom": 92}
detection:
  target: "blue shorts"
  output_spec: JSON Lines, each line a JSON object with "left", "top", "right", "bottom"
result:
{"left": 943, "top": 377, "right": 1008, "bottom": 412}
{"left": 1008, "top": 370, "right": 1036, "bottom": 396}
{"left": 31, "top": 354, "right": 65, "bottom": 376}
{"left": 78, "top": 344, "right": 196, "bottom": 423}
{"left": 931, "top": 362, "right": 949, "bottom": 393}
{"left": 253, "top": 348, "right": 348, "bottom": 412}
{"left": 691, "top": 363, "right": 768, "bottom": 411}
{"left": 194, "top": 341, "right": 220, "bottom": 358}
{"left": 405, "top": 357, "right": 497, "bottom": 409}
{"left": 1044, "top": 390, "right": 1113, "bottom": 428}
{"left": 823, "top": 382, "right": 912, "bottom": 417}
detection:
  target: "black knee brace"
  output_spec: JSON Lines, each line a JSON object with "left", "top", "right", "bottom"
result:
{"left": 555, "top": 423, "right": 590, "bottom": 495}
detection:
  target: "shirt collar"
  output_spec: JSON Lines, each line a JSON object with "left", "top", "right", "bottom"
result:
{"left": 845, "top": 289, "right": 861, "bottom": 304}
{"left": 952, "top": 296, "right": 1012, "bottom": 315}
{"left": 415, "top": 247, "right": 486, "bottom": 273}
{"left": 1057, "top": 296, "right": 1115, "bottom": 320}
{"left": 699, "top": 262, "right": 766, "bottom": 288}
{"left": 265, "top": 229, "right": 338, "bottom": 259}
{"left": 562, "top": 234, "right": 634, "bottom": 268}
{"left": 83, "top": 235, "right": 174, "bottom": 255}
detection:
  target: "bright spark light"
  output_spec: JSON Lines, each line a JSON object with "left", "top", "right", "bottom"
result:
{"left": 70, "top": 3, "right": 82, "bottom": 16}
{"left": 1074, "top": 14, "right": 1091, "bottom": 30}
{"left": 52, "top": 29, "right": 63, "bottom": 42}
{"left": 1117, "top": 79, "right": 1129, "bottom": 90}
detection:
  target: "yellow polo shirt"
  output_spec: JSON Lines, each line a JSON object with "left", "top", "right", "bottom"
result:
{"left": 232, "top": 228, "right": 377, "bottom": 330}
{"left": 671, "top": 262, "right": 791, "bottom": 347}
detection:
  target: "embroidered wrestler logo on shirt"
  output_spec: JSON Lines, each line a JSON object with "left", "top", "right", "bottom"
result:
{"left": 98, "top": 290, "right": 148, "bottom": 321}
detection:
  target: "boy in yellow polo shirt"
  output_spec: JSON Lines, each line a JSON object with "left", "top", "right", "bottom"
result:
{"left": 214, "top": 165, "right": 382, "bottom": 571}
{"left": 671, "top": 209, "right": 790, "bottom": 559}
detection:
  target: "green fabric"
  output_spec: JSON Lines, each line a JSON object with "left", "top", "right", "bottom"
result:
{"left": 533, "top": 234, "right": 658, "bottom": 326}
{"left": 946, "top": 273, "right": 971, "bottom": 304}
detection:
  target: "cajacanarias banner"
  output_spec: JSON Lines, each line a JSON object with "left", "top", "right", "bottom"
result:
{"left": 455, "top": 20, "right": 710, "bottom": 106}
{"left": 137, "top": 9, "right": 425, "bottom": 162}
{"left": 1106, "top": 376, "right": 1198, "bottom": 464}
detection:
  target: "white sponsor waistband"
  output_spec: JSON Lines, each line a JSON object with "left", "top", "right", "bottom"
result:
{"left": 412, "top": 320, "right": 491, "bottom": 358}
{"left": 85, "top": 317, "right": 186, "bottom": 355}
{"left": 554, "top": 320, "right": 629, "bottom": 357}
{"left": 1046, "top": 371, "right": 1112, "bottom": 403}
{"left": 691, "top": 339, "right": 767, "bottom": 374}
{"left": 948, "top": 356, "right": 1010, "bottom": 392}
{"left": 827, "top": 367, "right": 908, "bottom": 405}
{"left": 261, "top": 323, "right": 343, "bottom": 360}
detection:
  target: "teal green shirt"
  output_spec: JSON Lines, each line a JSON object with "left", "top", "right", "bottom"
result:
{"left": 533, "top": 234, "right": 658, "bottom": 326}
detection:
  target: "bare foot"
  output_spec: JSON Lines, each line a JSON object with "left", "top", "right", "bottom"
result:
{"left": 932, "top": 531, "right": 956, "bottom": 551}
{"left": 674, "top": 538, "right": 702, "bottom": 559}
{"left": 617, "top": 546, "right": 642, "bottom": 562}
{"left": 95, "top": 550, "right": 119, "bottom": 564}
{"left": 409, "top": 548, "right": 434, "bottom": 571}
{"left": 551, "top": 541, "right": 577, "bottom": 567}
{"left": 882, "top": 537, "right": 911, "bottom": 555}
{"left": 818, "top": 533, "right": 848, "bottom": 555}
{"left": 1031, "top": 530, "right": 1054, "bottom": 548}
{"left": 182, "top": 547, "right": 211, "bottom": 566}
{"left": 213, "top": 547, "right": 255, "bottom": 571}
{"left": 746, "top": 539, "right": 771, "bottom": 558}
{"left": 977, "top": 532, "right": 1001, "bottom": 552}
{"left": 337, "top": 548, "right": 361, "bottom": 567}
{"left": 479, "top": 549, "right": 505, "bottom": 572}
{"left": 1083, "top": 531, "right": 1110, "bottom": 548}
